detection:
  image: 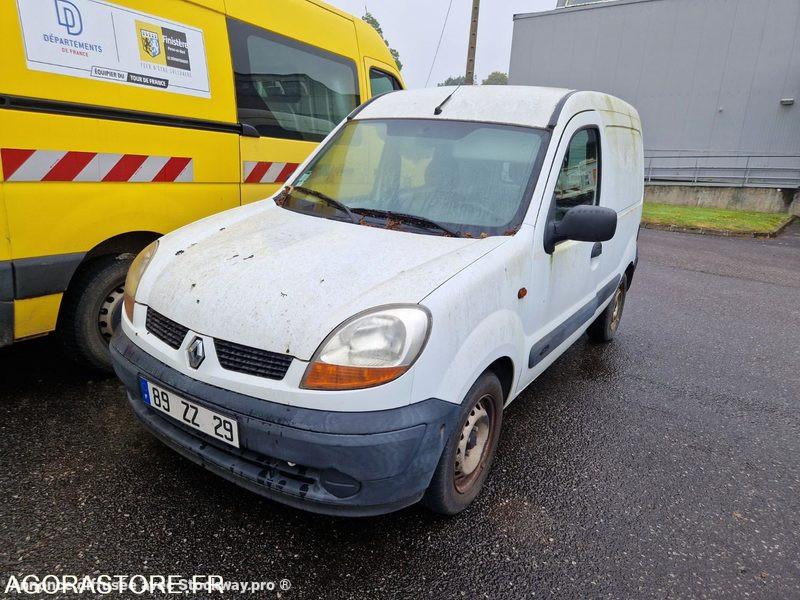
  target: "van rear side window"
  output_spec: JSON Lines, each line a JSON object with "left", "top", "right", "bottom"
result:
{"left": 227, "top": 19, "right": 360, "bottom": 143}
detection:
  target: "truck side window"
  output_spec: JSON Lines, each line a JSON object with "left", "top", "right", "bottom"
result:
{"left": 553, "top": 128, "right": 601, "bottom": 222}
{"left": 369, "top": 68, "right": 401, "bottom": 96}
{"left": 227, "top": 18, "right": 360, "bottom": 142}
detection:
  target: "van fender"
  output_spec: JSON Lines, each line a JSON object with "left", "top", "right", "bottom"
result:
{"left": 416, "top": 308, "right": 525, "bottom": 407}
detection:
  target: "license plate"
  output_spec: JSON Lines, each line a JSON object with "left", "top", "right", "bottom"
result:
{"left": 139, "top": 378, "right": 240, "bottom": 448}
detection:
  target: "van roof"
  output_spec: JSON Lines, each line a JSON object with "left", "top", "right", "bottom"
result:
{"left": 356, "top": 86, "right": 640, "bottom": 130}
{"left": 356, "top": 86, "right": 570, "bottom": 129}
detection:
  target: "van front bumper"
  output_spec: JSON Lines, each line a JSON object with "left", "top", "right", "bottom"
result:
{"left": 110, "top": 331, "right": 460, "bottom": 517}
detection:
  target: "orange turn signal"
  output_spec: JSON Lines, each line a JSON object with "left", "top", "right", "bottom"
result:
{"left": 301, "top": 362, "right": 409, "bottom": 391}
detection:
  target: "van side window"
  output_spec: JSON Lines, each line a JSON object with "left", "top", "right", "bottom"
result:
{"left": 553, "top": 128, "right": 601, "bottom": 222}
{"left": 369, "top": 68, "right": 401, "bottom": 96}
{"left": 227, "top": 19, "right": 360, "bottom": 142}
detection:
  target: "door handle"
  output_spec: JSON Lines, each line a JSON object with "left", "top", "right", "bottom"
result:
{"left": 591, "top": 242, "right": 603, "bottom": 259}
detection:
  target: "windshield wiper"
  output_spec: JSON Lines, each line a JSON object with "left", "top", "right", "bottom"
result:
{"left": 351, "top": 208, "right": 459, "bottom": 237}
{"left": 289, "top": 186, "right": 356, "bottom": 223}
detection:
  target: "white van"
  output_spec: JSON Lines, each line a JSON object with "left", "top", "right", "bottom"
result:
{"left": 111, "top": 86, "right": 643, "bottom": 516}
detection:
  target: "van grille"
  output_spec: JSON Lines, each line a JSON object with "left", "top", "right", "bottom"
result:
{"left": 215, "top": 338, "right": 293, "bottom": 380}
{"left": 145, "top": 309, "right": 189, "bottom": 349}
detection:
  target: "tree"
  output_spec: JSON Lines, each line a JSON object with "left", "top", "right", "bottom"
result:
{"left": 438, "top": 72, "right": 508, "bottom": 87}
{"left": 482, "top": 72, "right": 508, "bottom": 86}
{"left": 363, "top": 12, "right": 402, "bottom": 71}
{"left": 438, "top": 75, "right": 467, "bottom": 87}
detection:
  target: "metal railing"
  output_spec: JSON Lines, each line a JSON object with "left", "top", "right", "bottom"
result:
{"left": 644, "top": 154, "right": 800, "bottom": 188}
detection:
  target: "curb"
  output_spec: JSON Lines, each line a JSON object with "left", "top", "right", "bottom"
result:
{"left": 641, "top": 216, "right": 796, "bottom": 239}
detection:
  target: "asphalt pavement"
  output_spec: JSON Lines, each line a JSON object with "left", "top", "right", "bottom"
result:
{"left": 2, "top": 225, "right": 799, "bottom": 599}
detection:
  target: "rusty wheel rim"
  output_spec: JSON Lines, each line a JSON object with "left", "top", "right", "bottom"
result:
{"left": 609, "top": 284, "right": 625, "bottom": 333}
{"left": 454, "top": 394, "right": 496, "bottom": 494}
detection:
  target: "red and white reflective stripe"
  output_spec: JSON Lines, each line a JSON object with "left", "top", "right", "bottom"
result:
{"left": 243, "top": 161, "right": 299, "bottom": 184}
{"left": 0, "top": 148, "right": 193, "bottom": 182}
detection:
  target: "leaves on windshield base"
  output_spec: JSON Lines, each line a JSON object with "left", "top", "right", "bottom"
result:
{"left": 352, "top": 208, "right": 459, "bottom": 237}
{"left": 274, "top": 189, "right": 290, "bottom": 207}
{"left": 358, "top": 216, "right": 380, "bottom": 228}
{"left": 386, "top": 217, "right": 403, "bottom": 231}
{"left": 459, "top": 231, "right": 491, "bottom": 239}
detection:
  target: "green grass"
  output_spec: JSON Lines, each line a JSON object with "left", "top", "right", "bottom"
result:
{"left": 642, "top": 202, "right": 793, "bottom": 234}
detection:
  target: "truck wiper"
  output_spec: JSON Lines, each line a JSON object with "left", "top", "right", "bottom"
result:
{"left": 351, "top": 208, "right": 459, "bottom": 237}
{"left": 289, "top": 186, "right": 356, "bottom": 223}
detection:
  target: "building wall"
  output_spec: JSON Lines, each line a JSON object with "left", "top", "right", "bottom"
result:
{"left": 510, "top": 0, "right": 800, "bottom": 187}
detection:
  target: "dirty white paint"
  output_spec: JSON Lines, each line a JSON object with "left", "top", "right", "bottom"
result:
{"left": 124, "top": 87, "right": 643, "bottom": 412}
{"left": 143, "top": 204, "right": 506, "bottom": 360}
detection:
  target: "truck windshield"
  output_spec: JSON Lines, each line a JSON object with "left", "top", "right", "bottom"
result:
{"left": 282, "top": 119, "right": 547, "bottom": 237}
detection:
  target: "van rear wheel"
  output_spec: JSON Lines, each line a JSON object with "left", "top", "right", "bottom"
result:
{"left": 587, "top": 274, "right": 628, "bottom": 343}
{"left": 423, "top": 372, "right": 503, "bottom": 515}
{"left": 58, "top": 255, "right": 132, "bottom": 372}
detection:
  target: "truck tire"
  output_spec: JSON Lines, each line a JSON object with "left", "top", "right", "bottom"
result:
{"left": 587, "top": 274, "right": 628, "bottom": 343}
{"left": 58, "top": 254, "right": 132, "bottom": 372}
{"left": 423, "top": 371, "right": 504, "bottom": 515}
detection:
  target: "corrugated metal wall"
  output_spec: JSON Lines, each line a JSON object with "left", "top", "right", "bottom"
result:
{"left": 510, "top": 0, "right": 800, "bottom": 187}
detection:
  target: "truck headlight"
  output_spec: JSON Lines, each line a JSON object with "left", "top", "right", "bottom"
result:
{"left": 301, "top": 305, "right": 431, "bottom": 390}
{"left": 123, "top": 240, "right": 159, "bottom": 322}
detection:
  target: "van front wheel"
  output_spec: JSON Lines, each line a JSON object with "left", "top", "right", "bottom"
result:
{"left": 58, "top": 255, "right": 132, "bottom": 372}
{"left": 423, "top": 372, "right": 503, "bottom": 515}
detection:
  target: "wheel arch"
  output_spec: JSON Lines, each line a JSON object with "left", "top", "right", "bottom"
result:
{"left": 58, "top": 230, "right": 162, "bottom": 319}
{"left": 624, "top": 260, "right": 636, "bottom": 291}
{"left": 485, "top": 356, "right": 515, "bottom": 406}
{"left": 83, "top": 231, "right": 162, "bottom": 263}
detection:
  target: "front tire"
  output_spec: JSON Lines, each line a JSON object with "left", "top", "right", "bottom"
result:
{"left": 58, "top": 254, "right": 132, "bottom": 372}
{"left": 423, "top": 372, "right": 504, "bottom": 515}
{"left": 587, "top": 274, "right": 628, "bottom": 343}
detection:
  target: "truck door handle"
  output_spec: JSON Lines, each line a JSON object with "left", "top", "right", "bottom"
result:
{"left": 591, "top": 242, "right": 603, "bottom": 258}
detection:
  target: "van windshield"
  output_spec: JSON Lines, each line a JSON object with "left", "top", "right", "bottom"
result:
{"left": 281, "top": 119, "right": 548, "bottom": 237}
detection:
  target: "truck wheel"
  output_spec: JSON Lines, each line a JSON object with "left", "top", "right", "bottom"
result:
{"left": 587, "top": 274, "right": 628, "bottom": 343}
{"left": 423, "top": 372, "right": 504, "bottom": 515}
{"left": 58, "top": 254, "right": 132, "bottom": 372}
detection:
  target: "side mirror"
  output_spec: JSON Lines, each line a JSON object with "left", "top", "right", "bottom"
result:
{"left": 545, "top": 205, "right": 617, "bottom": 253}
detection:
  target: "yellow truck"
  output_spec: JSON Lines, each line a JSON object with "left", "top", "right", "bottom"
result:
{"left": 0, "top": 0, "right": 403, "bottom": 369}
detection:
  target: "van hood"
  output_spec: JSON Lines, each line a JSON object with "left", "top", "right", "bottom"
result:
{"left": 142, "top": 204, "right": 506, "bottom": 360}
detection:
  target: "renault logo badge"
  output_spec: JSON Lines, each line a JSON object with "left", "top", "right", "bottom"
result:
{"left": 187, "top": 336, "right": 205, "bottom": 369}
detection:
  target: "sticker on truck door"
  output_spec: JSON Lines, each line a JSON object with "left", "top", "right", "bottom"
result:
{"left": 15, "top": 0, "right": 210, "bottom": 98}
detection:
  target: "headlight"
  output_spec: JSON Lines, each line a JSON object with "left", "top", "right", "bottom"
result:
{"left": 301, "top": 305, "right": 431, "bottom": 391}
{"left": 123, "top": 240, "right": 159, "bottom": 322}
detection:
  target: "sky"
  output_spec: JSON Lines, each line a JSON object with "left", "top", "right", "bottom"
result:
{"left": 327, "top": 0, "right": 557, "bottom": 88}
